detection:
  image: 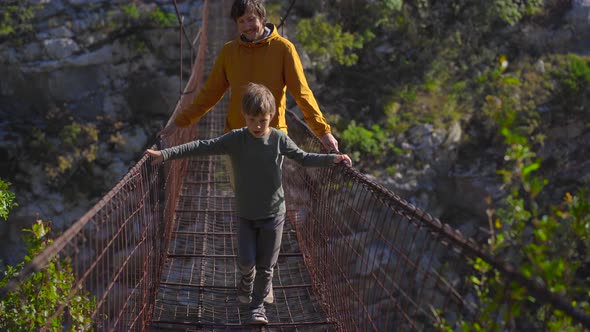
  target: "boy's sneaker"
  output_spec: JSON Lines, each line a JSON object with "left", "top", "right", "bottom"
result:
{"left": 264, "top": 284, "right": 274, "bottom": 304}
{"left": 249, "top": 307, "right": 268, "bottom": 325}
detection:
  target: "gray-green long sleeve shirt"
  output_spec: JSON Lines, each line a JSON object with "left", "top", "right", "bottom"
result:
{"left": 160, "top": 128, "right": 336, "bottom": 220}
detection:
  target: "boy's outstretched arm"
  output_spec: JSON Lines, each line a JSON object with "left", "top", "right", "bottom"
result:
{"left": 146, "top": 149, "right": 164, "bottom": 165}
{"left": 334, "top": 154, "right": 352, "bottom": 167}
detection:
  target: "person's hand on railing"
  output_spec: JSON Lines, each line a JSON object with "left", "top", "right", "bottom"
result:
{"left": 333, "top": 153, "right": 352, "bottom": 167}
{"left": 321, "top": 133, "right": 339, "bottom": 153}
{"left": 146, "top": 149, "right": 164, "bottom": 165}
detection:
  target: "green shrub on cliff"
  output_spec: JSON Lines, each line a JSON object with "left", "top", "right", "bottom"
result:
{"left": 0, "top": 182, "right": 96, "bottom": 331}
{"left": 0, "top": 3, "right": 42, "bottom": 37}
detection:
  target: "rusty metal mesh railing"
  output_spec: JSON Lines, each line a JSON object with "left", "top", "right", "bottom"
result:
{"left": 0, "top": 1, "right": 211, "bottom": 330}
{"left": 2, "top": 0, "right": 590, "bottom": 331}
{"left": 282, "top": 112, "right": 590, "bottom": 331}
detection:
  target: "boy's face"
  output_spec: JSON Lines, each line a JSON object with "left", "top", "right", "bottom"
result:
{"left": 242, "top": 112, "right": 272, "bottom": 138}
{"left": 236, "top": 7, "right": 265, "bottom": 41}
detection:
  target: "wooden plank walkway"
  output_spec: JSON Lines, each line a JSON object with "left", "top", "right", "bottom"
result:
{"left": 150, "top": 1, "right": 334, "bottom": 330}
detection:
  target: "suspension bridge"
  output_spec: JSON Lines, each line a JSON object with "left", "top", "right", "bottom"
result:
{"left": 3, "top": 0, "right": 589, "bottom": 331}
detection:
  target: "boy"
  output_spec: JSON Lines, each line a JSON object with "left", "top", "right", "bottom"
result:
{"left": 147, "top": 83, "right": 352, "bottom": 325}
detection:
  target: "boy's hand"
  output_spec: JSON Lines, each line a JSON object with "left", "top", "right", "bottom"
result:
{"left": 146, "top": 149, "right": 164, "bottom": 165}
{"left": 334, "top": 154, "right": 352, "bottom": 167}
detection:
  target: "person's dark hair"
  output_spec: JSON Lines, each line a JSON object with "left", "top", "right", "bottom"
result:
{"left": 242, "top": 82, "right": 275, "bottom": 117}
{"left": 230, "top": 0, "right": 266, "bottom": 23}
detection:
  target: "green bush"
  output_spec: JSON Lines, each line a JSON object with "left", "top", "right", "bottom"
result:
{"left": 493, "top": 0, "right": 544, "bottom": 25}
{"left": 0, "top": 185, "right": 96, "bottom": 331}
{"left": 122, "top": 4, "right": 141, "bottom": 20}
{"left": 121, "top": 4, "right": 176, "bottom": 28}
{"left": 439, "top": 94, "right": 590, "bottom": 330}
{"left": 0, "top": 3, "right": 41, "bottom": 37}
{"left": 556, "top": 54, "right": 590, "bottom": 92}
{"left": 296, "top": 14, "right": 372, "bottom": 69}
{"left": 28, "top": 112, "right": 100, "bottom": 183}
{"left": 0, "top": 180, "right": 17, "bottom": 221}
{"left": 340, "top": 121, "right": 390, "bottom": 163}
{"left": 149, "top": 8, "right": 176, "bottom": 28}
{"left": 46, "top": 122, "right": 99, "bottom": 180}
{"left": 0, "top": 221, "right": 96, "bottom": 331}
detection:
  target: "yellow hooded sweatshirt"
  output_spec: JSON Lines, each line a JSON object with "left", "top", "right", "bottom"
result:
{"left": 174, "top": 23, "right": 331, "bottom": 137}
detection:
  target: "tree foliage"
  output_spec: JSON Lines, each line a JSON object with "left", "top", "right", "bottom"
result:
{"left": 28, "top": 109, "right": 102, "bottom": 187}
{"left": 295, "top": 14, "right": 372, "bottom": 70}
{"left": 436, "top": 63, "right": 590, "bottom": 330}
{"left": 0, "top": 2, "right": 42, "bottom": 38}
{"left": 0, "top": 180, "right": 17, "bottom": 221}
{"left": 552, "top": 54, "right": 590, "bottom": 112}
{"left": 493, "top": 0, "right": 544, "bottom": 25}
{"left": 340, "top": 120, "right": 391, "bottom": 164}
{"left": 0, "top": 187, "right": 96, "bottom": 331}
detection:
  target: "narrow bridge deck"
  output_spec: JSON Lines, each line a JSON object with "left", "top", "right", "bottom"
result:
{"left": 150, "top": 2, "right": 331, "bottom": 329}
{"left": 150, "top": 153, "right": 333, "bottom": 331}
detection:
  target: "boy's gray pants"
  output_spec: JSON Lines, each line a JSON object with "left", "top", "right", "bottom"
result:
{"left": 237, "top": 214, "right": 285, "bottom": 309}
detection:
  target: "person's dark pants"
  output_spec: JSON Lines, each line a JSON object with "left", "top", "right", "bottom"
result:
{"left": 237, "top": 214, "right": 285, "bottom": 309}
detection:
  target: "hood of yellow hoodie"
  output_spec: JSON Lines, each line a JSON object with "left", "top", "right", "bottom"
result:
{"left": 238, "top": 23, "right": 279, "bottom": 49}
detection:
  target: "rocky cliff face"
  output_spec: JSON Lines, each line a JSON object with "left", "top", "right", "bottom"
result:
{"left": 0, "top": 0, "right": 202, "bottom": 266}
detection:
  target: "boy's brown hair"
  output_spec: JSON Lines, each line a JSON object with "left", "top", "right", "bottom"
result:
{"left": 241, "top": 82, "right": 276, "bottom": 117}
{"left": 230, "top": 0, "right": 266, "bottom": 23}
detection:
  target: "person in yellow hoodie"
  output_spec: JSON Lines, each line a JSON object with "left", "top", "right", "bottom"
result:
{"left": 160, "top": 0, "right": 339, "bottom": 153}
